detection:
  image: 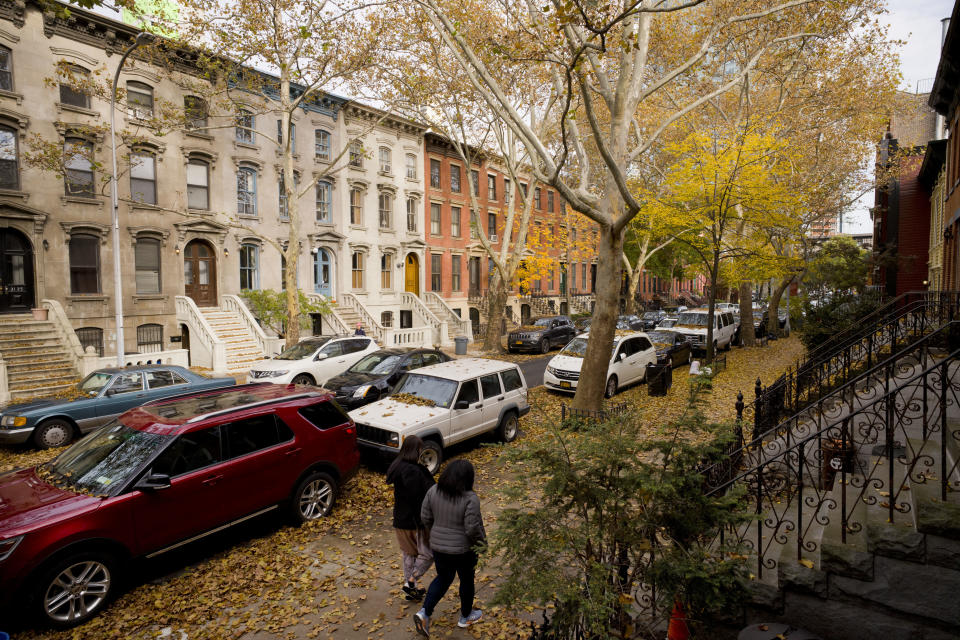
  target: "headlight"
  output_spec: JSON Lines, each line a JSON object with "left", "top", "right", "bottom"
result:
{"left": 386, "top": 432, "right": 400, "bottom": 447}
{"left": 0, "top": 415, "right": 26, "bottom": 427}
{"left": 0, "top": 535, "right": 23, "bottom": 561}
{"left": 266, "top": 370, "right": 289, "bottom": 377}
{"left": 546, "top": 366, "right": 557, "bottom": 376}
{"left": 353, "top": 385, "right": 371, "bottom": 398}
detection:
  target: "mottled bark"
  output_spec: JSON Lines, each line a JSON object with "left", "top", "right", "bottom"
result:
{"left": 482, "top": 274, "right": 508, "bottom": 353}
{"left": 739, "top": 281, "right": 755, "bottom": 347}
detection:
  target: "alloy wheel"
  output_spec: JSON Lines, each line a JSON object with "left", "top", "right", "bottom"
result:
{"left": 298, "top": 478, "right": 333, "bottom": 519}
{"left": 44, "top": 560, "right": 111, "bottom": 623}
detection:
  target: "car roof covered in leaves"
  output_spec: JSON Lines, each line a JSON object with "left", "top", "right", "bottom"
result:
{"left": 411, "top": 357, "right": 520, "bottom": 381}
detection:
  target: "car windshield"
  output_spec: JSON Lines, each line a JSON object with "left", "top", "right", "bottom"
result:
{"left": 78, "top": 372, "right": 113, "bottom": 396}
{"left": 350, "top": 352, "right": 402, "bottom": 375}
{"left": 561, "top": 337, "right": 589, "bottom": 357}
{"left": 533, "top": 318, "right": 553, "bottom": 327}
{"left": 275, "top": 339, "right": 327, "bottom": 360}
{"left": 677, "top": 312, "right": 709, "bottom": 327}
{"left": 642, "top": 312, "right": 659, "bottom": 320}
{"left": 393, "top": 373, "right": 458, "bottom": 408}
{"left": 648, "top": 331, "right": 672, "bottom": 346}
{"left": 38, "top": 422, "right": 170, "bottom": 497}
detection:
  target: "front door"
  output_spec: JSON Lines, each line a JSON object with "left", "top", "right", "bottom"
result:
{"left": 184, "top": 240, "right": 217, "bottom": 306}
{"left": 0, "top": 228, "right": 33, "bottom": 313}
{"left": 314, "top": 249, "right": 332, "bottom": 297}
{"left": 404, "top": 253, "right": 419, "bottom": 295}
{"left": 468, "top": 256, "right": 481, "bottom": 295}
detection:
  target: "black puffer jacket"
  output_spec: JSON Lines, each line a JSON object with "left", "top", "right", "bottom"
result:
{"left": 386, "top": 459, "right": 435, "bottom": 529}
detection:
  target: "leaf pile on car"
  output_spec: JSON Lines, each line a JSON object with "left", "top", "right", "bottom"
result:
{"left": 389, "top": 393, "right": 436, "bottom": 407}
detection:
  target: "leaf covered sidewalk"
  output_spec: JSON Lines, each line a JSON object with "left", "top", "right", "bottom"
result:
{"left": 1, "top": 338, "right": 804, "bottom": 640}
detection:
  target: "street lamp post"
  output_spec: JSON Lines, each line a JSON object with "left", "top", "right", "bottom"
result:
{"left": 109, "top": 32, "right": 154, "bottom": 367}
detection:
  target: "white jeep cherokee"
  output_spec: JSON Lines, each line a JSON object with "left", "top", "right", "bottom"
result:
{"left": 348, "top": 358, "right": 530, "bottom": 474}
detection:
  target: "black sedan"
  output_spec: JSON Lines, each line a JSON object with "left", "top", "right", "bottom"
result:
{"left": 640, "top": 310, "right": 666, "bottom": 330}
{"left": 323, "top": 348, "right": 450, "bottom": 409}
{"left": 648, "top": 330, "right": 692, "bottom": 368}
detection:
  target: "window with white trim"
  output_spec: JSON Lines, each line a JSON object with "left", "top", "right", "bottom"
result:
{"left": 379, "top": 146, "right": 391, "bottom": 173}
{"left": 186, "top": 158, "right": 209, "bottom": 210}
{"left": 235, "top": 109, "right": 255, "bottom": 144}
{"left": 237, "top": 165, "right": 257, "bottom": 216}
{"left": 134, "top": 236, "right": 161, "bottom": 294}
{"left": 406, "top": 197, "right": 417, "bottom": 232}
{"left": 315, "top": 129, "right": 331, "bottom": 161}
{"left": 350, "top": 187, "right": 363, "bottom": 225}
{"left": 405, "top": 153, "right": 417, "bottom": 179}
{"left": 240, "top": 243, "right": 259, "bottom": 290}
{"left": 316, "top": 180, "right": 332, "bottom": 223}
{"left": 378, "top": 192, "right": 392, "bottom": 229}
{"left": 130, "top": 151, "right": 157, "bottom": 205}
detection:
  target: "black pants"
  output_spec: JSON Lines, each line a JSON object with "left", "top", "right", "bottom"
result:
{"left": 423, "top": 550, "right": 477, "bottom": 618}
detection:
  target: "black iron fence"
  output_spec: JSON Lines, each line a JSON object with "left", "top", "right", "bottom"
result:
{"left": 560, "top": 401, "right": 629, "bottom": 423}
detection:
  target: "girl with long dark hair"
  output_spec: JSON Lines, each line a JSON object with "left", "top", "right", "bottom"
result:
{"left": 413, "top": 459, "right": 486, "bottom": 636}
{"left": 386, "top": 435, "right": 435, "bottom": 601}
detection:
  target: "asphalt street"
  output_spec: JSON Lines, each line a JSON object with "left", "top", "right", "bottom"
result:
{"left": 518, "top": 355, "right": 551, "bottom": 388}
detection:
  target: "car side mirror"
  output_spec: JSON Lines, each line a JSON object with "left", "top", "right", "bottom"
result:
{"left": 104, "top": 388, "right": 117, "bottom": 397}
{"left": 617, "top": 352, "right": 625, "bottom": 361}
{"left": 315, "top": 353, "right": 329, "bottom": 361}
{"left": 454, "top": 400, "right": 469, "bottom": 410}
{"left": 135, "top": 472, "right": 171, "bottom": 492}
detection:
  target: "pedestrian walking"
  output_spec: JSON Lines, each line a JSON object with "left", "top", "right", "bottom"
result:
{"left": 413, "top": 459, "right": 486, "bottom": 637}
{"left": 385, "top": 436, "right": 435, "bottom": 601}
{"left": 354, "top": 322, "right": 366, "bottom": 336}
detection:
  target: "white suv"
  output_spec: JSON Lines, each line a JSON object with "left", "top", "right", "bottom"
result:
{"left": 672, "top": 309, "right": 739, "bottom": 353}
{"left": 349, "top": 358, "right": 530, "bottom": 473}
{"left": 543, "top": 330, "right": 658, "bottom": 398}
{"left": 247, "top": 335, "right": 378, "bottom": 386}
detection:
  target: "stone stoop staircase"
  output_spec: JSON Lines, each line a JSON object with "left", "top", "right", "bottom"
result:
{"left": 0, "top": 313, "right": 80, "bottom": 400}
{"left": 199, "top": 308, "right": 265, "bottom": 373}
{"left": 330, "top": 303, "right": 374, "bottom": 339}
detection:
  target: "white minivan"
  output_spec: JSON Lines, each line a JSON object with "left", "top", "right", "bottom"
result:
{"left": 247, "top": 335, "right": 379, "bottom": 386}
{"left": 543, "top": 331, "right": 658, "bottom": 398}
{"left": 671, "top": 308, "right": 739, "bottom": 353}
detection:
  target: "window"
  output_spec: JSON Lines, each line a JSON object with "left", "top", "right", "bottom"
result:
{"left": 146, "top": 369, "right": 188, "bottom": 389}
{"left": 501, "top": 368, "right": 522, "bottom": 391}
{"left": 379, "top": 146, "right": 391, "bottom": 173}
{"left": 184, "top": 96, "right": 207, "bottom": 130}
{"left": 430, "top": 203, "right": 441, "bottom": 235}
{"left": 343, "top": 338, "right": 371, "bottom": 354}
{"left": 77, "top": 327, "right": 104, "bottom": 356}
{"left": 223, "top": 415, "right": 293, "bottom": 459}
{"left": 406, "top": 198, "right": 417, "bottom": 232}
{"left": 547, "top": 190, "right": 554, "bottom": 212}
{"left": 381, "top": 310, "right": 393, "bottom": 327}
{"left": 278, "top": 171, "right": 299, "bottom": 220}
{"left": 316, "top": 181, "right": 332, "bottom": 223}
{"left": 151, "top": 426, "right": 222, "bottom": 477}
{"left": 480, "top": 373, "right": 502, "bottom": 399}
{"left": 488, "top": 212, "right": 496, "bottom": 237}
{"left": 349, "top": 141, "right": 363, "bottom": 168}
{"left": 381, "top": 252, "right": 392, "bottom": 289}
{"left": 430, "top": 159, "right": 441, "bottom": 188}
{"left": 450, "top": 206, "right": 461, "bottom": 237}
{"left": 456, "top": 379, "right": 479, "bottom": 405}
{"left": 487, "top": 174, "right": 496, "bottom": 200}
{"left": 504, "top": 178, "right": 511, "bottom": 204}
{"left": 130, "top": 152, "right": 156, "bottom": 205}
{"left": 350, "top": 187, "right": 363, "bottom": 225}
{"left": 450, "top": 164, "right": 461, "bottom": 193}
{"left": 235, "top": 110, "right": 254, "bottom": 144}
{"left": 0, "top": 46, "right": 12, "bottom": 91}
{"left": 237, "top": 166, "right": 257, "bottom": 216}
{"left": 421, "top": 352, "right": 443, "bottom": 366}
{"left": 320, "top": 341, "right": 343, "bottom": 358}
{"left": 582, "top": 263, "right": 587, "bottom": 290}
{"left": 534, "top": 187, "right": 541, "bottom": 209}
{"left": 378, "top": 192, "right": 392, "bottom": 228}
{"left": 431, "top": 253, "right": 442, "bottom": 291}
{"left": 126, "top": 81, "right": 153, "bottom": 118}
{"left": 315, "top": 129, "right": 331, "bottom": 160}
{"left": 298, "top": 403, "right": 350, "bottom": 431}
{"left": 471, "top": 169, "right": 479, "bottom": 196}
{"left": 276, "top": 121, "right": 296, "bottom": 153}
{"left": 107, "top": 372, "right": 144, "bottom": 395}
{"left": 520, "top": 183, "right": 528, "bottom": 198}
{"left": 351, "top": 251, "right": 364, "bottom": 289}
{"left": 240, "top": 243, "right": 259, "bottom": 290}
{"left": 59, "top": 65, "right": 90, "bottom": 108}
{"left": 406, "top": 153, "right": 417, "bottom": 179}
{"left": 69, "top": 233, "right": 100, "bottom": 294}
{"left": 136, "top": 324, "right": 163, "bottom": 353}
{"left": 186, "top": 159, "right": 209, "bottom": 210}
{"left": 0, "top": 125, "right": 18, "bottom": 190}
{"left": 571, "top": 263, "right": 577, "bottom": 290}
{"left": 134, "top": 237, "right": 161, "bottom": 294}
{"left": 64, "top": 137, "right": 94, "bottom": 197}
{"left": 451, "top": 254, "right": 461, "bottom": 291}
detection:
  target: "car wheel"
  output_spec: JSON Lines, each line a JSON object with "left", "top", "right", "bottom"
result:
{"left": 292, "top": 373, "right": 316, "bottom": 386}
{"left": 419, "top": 440, "right": 443, "bottom": 475}
{"left": 604, "top": 375, "right": 618, "bottom": 399}
{"left": 497, "top": 411, "right": 520, "bottom": 443}
{"left": 33, "top": 419, "right": 74, "bottom": 449}
{"left": 539, "top": 339, "right": 550, "bottom": 354}
{"left": 291, "top": 471, "right": 338, "bottom": 523}
{"left": 35, "top": 551, "right": 117, "bottom": 628}
{"left": 508, "top": 347, "right": 517, "bottom": 354}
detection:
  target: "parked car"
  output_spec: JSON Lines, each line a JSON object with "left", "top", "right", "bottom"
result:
{"left": 543, "top": 330, "right": 658, "bottom": 398}
{"left": 508, "top": 316, "right": 577, "bottom": 354}
{"left": 671, "top": 308, "right": 739, "bottom": 353}
{"left": 0, "top": 366, "right": 235, "bottom": 449}
{"left": 648, "top": 330, "right": 693, "bottom": 367}
{"left": 247, "top": 335, "right": 378, "bottom": 386}
{"left": 0, "top": 383, "right": 359, "bottom": 627}
{"left": 752, "top": 309, "right": 768, "bottom": 338}
{"left": 574, "top": 317, "right": 592, "bottom": 332}
{"left": 350, "top": 358, "right": 529, "bottom": 473}
{"left": 657, "top": 315, "right": 679, "bottom": 329}
{"left": 324, "top": 348, "right": 451, "bottom": 410}
{"left": 618, "top": 314, "right": 645, "bottom": 330}
{"left": 640, "top": 310, "right": 667, "bottom": 330}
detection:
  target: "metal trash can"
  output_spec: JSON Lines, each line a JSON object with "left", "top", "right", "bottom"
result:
{"left": 454, "top": 336, "right": 469, "bottom": 355}
{"left": 647, "top": 361, "right": 672, "bottom": 396}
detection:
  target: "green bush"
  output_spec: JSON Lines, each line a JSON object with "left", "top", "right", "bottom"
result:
{"left": 239, "top": 289, "right": 331, "bottom": 337}
{"left": 800, "top": 291, "right": 884, "bottom": 351}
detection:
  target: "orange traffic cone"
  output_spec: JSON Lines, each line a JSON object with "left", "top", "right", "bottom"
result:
{"left": 666, "top": 599, "right": 690, "bottom": 640}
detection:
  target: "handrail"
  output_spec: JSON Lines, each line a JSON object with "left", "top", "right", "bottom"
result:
{"left": 220, "top": 294, "right": 269, "bottom": 355}
{"left": 41, "top": 298, "right": 86, "bottom": 365}
{"left": 175, "top": 295, "right": 227, "bottom": 372}
{"left": 424, "top": 291, "right": 472, "bottom": 338}
{"left": 306, "top": 294, "right": 350, "bottom": 335}
{"left": 339, "top": 293, "right": 387, "bottom": 344}
{"left": 399, "top": 292, "right": 447, "bottom": 345}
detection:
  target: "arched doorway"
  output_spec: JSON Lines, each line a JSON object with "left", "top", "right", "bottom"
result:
{"left": 0, "top": 228, "right": 33, "bottom": 313}
{"left": 560, "top": 301, "right": 568, "bottom": 315}
{"left": 314, "top": 249, "right": 333, "bottom": 297}
{"left": 184, "top": 239, "right": 217, "bottom": 306}
{"left": 405, "top": 253, "right": 420, "bottom": 295}
{"left": 469, "top": 307, "right": 480, "bottom": 329}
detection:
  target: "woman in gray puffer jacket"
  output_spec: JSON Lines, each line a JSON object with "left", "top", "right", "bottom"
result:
{"left": 413, "top": 459, "right": 486, "bottom": 637}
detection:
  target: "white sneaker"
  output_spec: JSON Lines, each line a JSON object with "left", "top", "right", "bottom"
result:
{"left": 414, "top": 608, "right": 430, "bottom": 637}
{"left": 458, "top": 609, "right": 483, "bottom": 627}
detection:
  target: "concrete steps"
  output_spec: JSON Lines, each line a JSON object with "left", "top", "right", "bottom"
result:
{"left": 199, "top": 308, "right": 265, "bottom": 373}
{"left": 0, "top": 313, "right": 80, "bottom": 401}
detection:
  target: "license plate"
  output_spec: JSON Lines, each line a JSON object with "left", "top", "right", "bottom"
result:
{"left": 560, "top": 381, "right": 571, "bottom": 388}
{"left": 515, "top": 340, "right": 523, "bottom": 345}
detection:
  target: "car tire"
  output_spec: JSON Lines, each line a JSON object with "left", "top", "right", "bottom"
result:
{"left": 604, "top": 375, "right": 618, "bottom": 399}
{"left": 33, "top": 419, "right": 75, "bottom": 449}
{"left": 292, "top": 373, "right": 316, "bottom": 386}
{"left": 290, "top": 471, "right": 338, "bottom": 523}
{"left": 419, "top": 439, "right": 443, "bottom": 475}
{"left": 539, "top": 339, "right": 550, "bottom": 354}
{"left": 508, "top": 347, "right": 517, "bottom": 354}
{"left": 497, "top": 411, "right": 520, "bottom": 443}
{"left": 33, "top": 550, "right": 118, "bottom": 628}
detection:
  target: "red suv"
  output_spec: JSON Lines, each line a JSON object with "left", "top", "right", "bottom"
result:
{"left": 0, "top": 383, "right": 359, "bottom": 628}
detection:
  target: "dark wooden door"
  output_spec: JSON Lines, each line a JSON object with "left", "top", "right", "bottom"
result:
{"left": 184, "top": 240, "right": 217, "bottom": 306}
{"left": 0, "top": 228, "right": 33, "bottom": 313}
